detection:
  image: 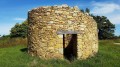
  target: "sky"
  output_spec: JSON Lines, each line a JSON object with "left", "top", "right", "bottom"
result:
{"left": 0, "top": 0, "right": 120, "bottom": 36}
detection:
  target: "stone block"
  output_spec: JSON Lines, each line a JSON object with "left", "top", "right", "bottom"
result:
{"left": 58, "top": 35, "right": 63, "bottom": 38}
{"left": 64, "top": 12, "right": 69, "bottom": 14}
{"left": 80, "top": 28, "right": 84, "bottom": 30}
{"left": 55, "top": 11, "right": 63, "bottom": 13}
{"left": 67, "top": 16, "right": 73, "bottom": 18}
{"left": 48, "top": 21, "right": 54, "bottom": 24}
{"left": 48, "top": 47, "right": 54, "bottom": 50}
{"left": 58, "top": 48, "right": 63, "bottom": 54}
{"left": 47, "top": 26, "right": 51, "bottom": 28}
{"left": 80, "top": 25, "right": 86, "bottom": 28}
{"left": 73, "top": 13, "right": 77, "bottom": 16}
{"left": 68, "top": 20, "right": 73, "bottom": 24}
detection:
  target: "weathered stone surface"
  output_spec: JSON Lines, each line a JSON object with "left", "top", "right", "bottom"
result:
{"left": 58, "top": 35, "right": 63, "bottom": 38}
{"left": 28, "top": 4, "right": 98, "bottom": 59}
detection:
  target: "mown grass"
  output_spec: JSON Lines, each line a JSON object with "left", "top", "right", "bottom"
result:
{"left": 0, "top": 39, "right": 120, "bottom": 67}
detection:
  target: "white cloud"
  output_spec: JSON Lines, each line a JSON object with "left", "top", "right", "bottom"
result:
{"left": 91, "top": 2, "right": 120, "bottom": 24}
{"left": 0, "top": 23, "right": 14, "bottom": 35}
{"left": 108, "top": 15, "right": 120, "bottom": 24}
{"left": 91, "top": 2, "right": 120, "bottom": 15}
{"left": 14, "top": 18, "right": 26, "bottom": 21}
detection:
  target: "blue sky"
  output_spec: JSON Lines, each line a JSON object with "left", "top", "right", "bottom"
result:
{"left": 0, "top": 0, "right": 120, "bottom": 36}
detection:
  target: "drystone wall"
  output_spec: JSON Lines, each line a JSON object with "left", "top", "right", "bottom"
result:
{"left": 28, "top": 4, "right": 98, "bottom": 59}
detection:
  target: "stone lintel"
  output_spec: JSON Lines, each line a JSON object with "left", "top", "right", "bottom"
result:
{"left": 57, "top": 30, "right": 81, "bottom": 34}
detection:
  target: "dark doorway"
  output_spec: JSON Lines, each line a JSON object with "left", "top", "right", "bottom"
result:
{"left": 63, "top": 34, "right": 77, "bottom": 60}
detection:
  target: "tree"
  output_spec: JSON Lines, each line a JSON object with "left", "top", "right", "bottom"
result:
{"left": 92, "top": 15, "right": 115, "bottom": 39}
{"left": 80, "top": 8, "right": 90, "bottom": 13}
{"left": 82, "top": 8, "right": 115, "bottom": 39}
{"left": 10, "top": 20, "right": 28, "bottom": 38}
{"left": 85, "top": 8, "right": 90, "bottom": 13}
{"left": 80, "top": 9, "right": 84, "bottom": 13}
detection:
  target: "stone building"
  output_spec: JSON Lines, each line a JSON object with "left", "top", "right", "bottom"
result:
{"left": 28, "top": 4, "right": 98, "bottom": 60}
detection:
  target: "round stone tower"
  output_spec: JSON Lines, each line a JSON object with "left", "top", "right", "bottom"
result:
{"left": 28, "top": 4, "right": 98, "bottom": 60}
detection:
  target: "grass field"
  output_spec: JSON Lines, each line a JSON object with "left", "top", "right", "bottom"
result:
{"left": 0, "top": 39, "right": 120, "bottom": 67}
{"left": 0, "top": 37, "right": 27, "bottom": 48}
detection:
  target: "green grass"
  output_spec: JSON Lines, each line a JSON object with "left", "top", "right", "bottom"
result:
{"left": 0, "top": 40, "right": 120, "bottom": 67}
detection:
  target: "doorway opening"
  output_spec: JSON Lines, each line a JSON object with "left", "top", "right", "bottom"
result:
{"left": 63, "top": 34, "right": 77, "bottom": 60}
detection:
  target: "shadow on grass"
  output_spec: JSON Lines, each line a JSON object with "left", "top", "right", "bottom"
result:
{"left": 20, "top": 48, "right": 28, "bottom": 52}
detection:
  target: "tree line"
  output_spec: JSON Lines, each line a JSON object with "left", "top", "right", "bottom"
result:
{"left": 8, "top": 8, "right": 118, "bottom": 40}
